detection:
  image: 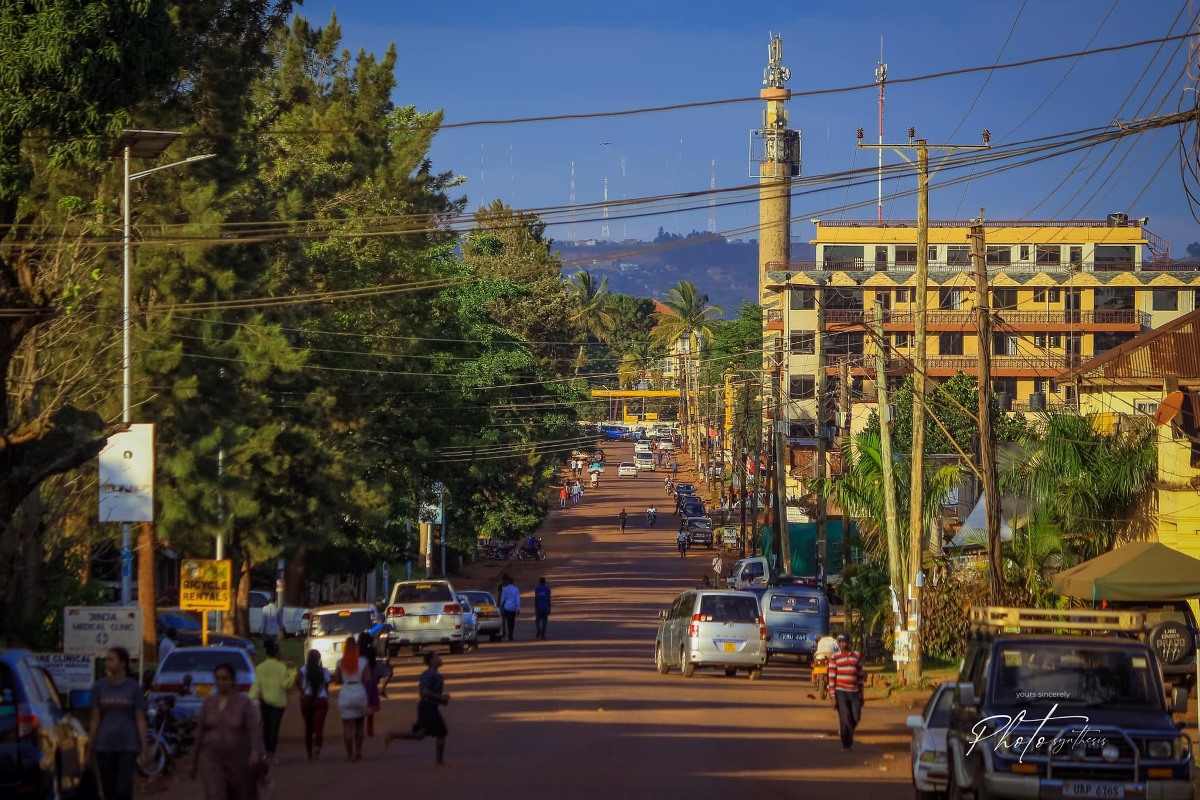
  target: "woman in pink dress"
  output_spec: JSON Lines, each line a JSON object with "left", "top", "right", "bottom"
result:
{"left": 191, "top": 662, "right": 264, "bottom": 800}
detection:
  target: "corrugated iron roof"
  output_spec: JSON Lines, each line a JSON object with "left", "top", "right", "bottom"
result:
{"left": 1059, "top": 308, "right": 1200, "bottom": 382}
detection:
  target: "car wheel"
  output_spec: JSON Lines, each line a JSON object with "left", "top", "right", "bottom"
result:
{"left": 724, "top": 667, "right": 737, "bottom": 677}
{"left": 680, "top": 647, "right": 695, "bottom": 678}
{"left": 748, "top": 667, "right": 763, "bottom": 681}
{"left": 655, "top": 644, "right": 669, "bottom": 675}
{"left": 138, "top": 735, "right": 169, "bottom": 778}
{"left": 449, "top": 641, "right": 465, "bottom": 655}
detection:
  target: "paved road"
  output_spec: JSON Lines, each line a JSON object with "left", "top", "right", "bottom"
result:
{"left": 165, "top": 442, "right": 914, "bottom": 799}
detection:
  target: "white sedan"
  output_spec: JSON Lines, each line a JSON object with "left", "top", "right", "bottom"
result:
{"left": 907, "top": 681, "right": 954, "bottom": 800}
{"left": 617, "top": 462, "right": 638, "bottom": 477}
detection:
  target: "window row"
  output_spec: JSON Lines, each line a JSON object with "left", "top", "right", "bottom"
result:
{"left": 819, "top": 244, "right": 1136, "bottom": 270}
{"left": 788, "top": 287, "right": 1188, "bottom": 312}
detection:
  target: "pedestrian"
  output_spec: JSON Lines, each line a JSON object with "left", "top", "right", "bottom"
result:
{"left": 88, "top": 647, "right": 148, "bottom": 800}
{"left": 534, "top": 577, "right": 552, "bottom": 640}
{"left": 383, "top": 652, "right": 451, "bottom": 766}
{"left": 571, "top": 482, "right": 582, "bottom": 505}
{"left": 499, "top": 575, "right": 521, "bottom": 641}
{"left": 357, "top": 632, "right": 382, "bottom": 738}
{"left": 559, "top": 486, "right": 568, "bottom": 509}
{"left": 191, "top": 662, "right": 264, "bottom": 800}
{"left": 261, "top": 593, "right": 281, "bottom": 642}
{"left": 828, "top": 633, "right": 866, "bottom": 751}
{"left": 712, "top": 554, "right": 724, "bottom": 586}
{"left": 159, "top": 627, "right": 178, "bottom": 663}
{"left": 590, "top": 471, "right": 599, "bottom": 491}
{"left": 249, "top": 638, "right": 290, "bottom": 763}
{"left": 294, "top": 649, "right": 331, "bottom": 762}
{"left": 676, "top": 529, "right": 689, "bottom": 558}
{"left": 697, "top": 575, "right": 712, "bottom": 589}
{"left": 333, "top": 636, "right": 369, "bottom": 761}
{"left": 672, "top": 462, "right": 679, "bottom": 477}
{"left": 618, "top": 508, "right": 627, "bottom": 533}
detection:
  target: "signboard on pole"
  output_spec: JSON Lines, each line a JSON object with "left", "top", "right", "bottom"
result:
{"left": 64, "top": 607, "right": 142, "bottom": 658}
{"left": 180, "top": 559, "right": 233, "bottom": 611}
{"left": 98, "top": 424, "right": 155, "bottom": 522}
{"left": 35, "top": 654, "right": 96, "bottom": 692}
{"left": 723, "top": 525, "right": 738, "bottom": 546}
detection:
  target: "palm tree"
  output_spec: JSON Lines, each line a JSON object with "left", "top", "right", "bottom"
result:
{"left": 649, "top": 281, "right": 723, "bottom": 352}
{"left": 567, "top": 270, "right": 614, "bottom": 374}
{"left": 618, "top": 344, "right": 659, "bottom": 389}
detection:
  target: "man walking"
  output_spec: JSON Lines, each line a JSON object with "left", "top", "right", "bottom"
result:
{"left": 559, "top": 486, "right": 568, "bottom": 509}
{"left": 499, "top": 577, "right": 520, "bottom": 641}
{"left": 533, "top": 578, "right": 552, "bottom": 640}
{"left": 711, "top": 554, "right": 723, "bottom": 586}
{"left": 261, "top": 593, "right": 282, "bottom": 641}
{"left": 827, "top": 633, "right": 866, "bottom": 751}
{"left": 618, "top": 509, "right": 627, "bottom": 534}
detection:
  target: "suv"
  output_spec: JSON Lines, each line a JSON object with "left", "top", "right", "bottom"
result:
{"left": 947, "top": 607, "right": 1193, "bottom": 800}
{"left": 1103, "top": 599, "right": 1198, "bottom": 692}
{"left": 0, "top": 650, "right": 88, "bottom": 799}
{"left": 385, "top": 580, "right": 466, "bottom": 655}
{"left": 686, "top": 517, "right": 714, "bottom": 548}
{"left": 653, "top": 590, "right": 766, "bottom": 680}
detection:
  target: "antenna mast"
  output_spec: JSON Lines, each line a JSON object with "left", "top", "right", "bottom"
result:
{"left": 569, "top": 161, "right": 577, "bottom": 241}
{"left": 708, "top": 159, "right": 717, "bottom": 233}
{"left": 876, "top": 38, "right": 887, "bottom": 225}
{"left": 601, "top": 177, "right": 611, "bottom": 242}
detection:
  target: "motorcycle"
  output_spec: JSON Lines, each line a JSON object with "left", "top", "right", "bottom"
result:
{"left": 139, "top": 695, "right": 194, "bottom": 778}
{"left": 517, "top": 538, "right": 546, "bottom": 561}
{"left": 811, "top": 653, "right": 830, "bottom": 700}
{"left": 647, "top": 510, "right": 657, "bottom": 527}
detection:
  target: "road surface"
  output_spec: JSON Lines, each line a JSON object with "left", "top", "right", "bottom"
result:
{"left": 164, "top": 441, "right": 914, "bottom": 799}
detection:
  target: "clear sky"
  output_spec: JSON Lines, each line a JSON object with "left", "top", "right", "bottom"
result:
{"left": 295, "top": 1, "right": 1198, "bottom": 255}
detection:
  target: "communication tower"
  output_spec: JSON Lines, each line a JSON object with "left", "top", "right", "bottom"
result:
{"left": 601, "top": 177, "right": 611, "bottom": 242}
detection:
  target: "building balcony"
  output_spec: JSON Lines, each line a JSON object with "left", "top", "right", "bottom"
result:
{"left": 762, "top": 258, "right": 1173, "bottom": 276}
{"left": 823, "top": 352, "right": 1083, "bottom": 378}
{"left": 822, "top": 308, "right": 1146, "bottom": 332}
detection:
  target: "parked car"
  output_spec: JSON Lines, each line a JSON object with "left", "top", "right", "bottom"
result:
{"left": 303, "top": 604, "right": 380, "bottom": 670}
{"left": 686, "top": 517, "right": 714, "bottom": 548}
{"left": 460, "top": 590, "right": 503, "bottom": 642}
{"left": 756, "top": 585, "right": 829, "bottom": 662}
{"left": 634, "top": 439, "right": 653, "bottom": 455}
{"left": 907, "top": 682, "right": 954, "bottom": 800}
{"left": 680, "top": 498, "right": 706, "bottom": 518}
{"left": 385, "top": 580, "right": 466, "bottom": 655}
{"left": 634, "top": 452, "right": 656, "bottom": 471}
{"left": 157, "top": 610, "right": 257, "bottom": 657}
{"left": 149, "top": 646, "right": 255, "bottom": 717}
{"left": 617, "top": 462, "right": 638, "bottom": 478}
{"left": 673, "top": 483, "right": 696, "bottom": 500}
{"left": 1101, "top": 599, "right": 1198, "bottom": 691}
{"left": 0, "top": 649, "right": 89, "bottom": 800}
{"left": 456, "top": 594, "right": 480, "bottom": 650}
{"left": 248, "top": 590, "right": 310, "bottom": 637}
{"left": 654, "top": 590, "right": 766, "bottom": 680}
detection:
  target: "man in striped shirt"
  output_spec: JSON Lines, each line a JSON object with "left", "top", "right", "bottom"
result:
{"left": 827, "top": 633, "right": 866, "bottom": 751}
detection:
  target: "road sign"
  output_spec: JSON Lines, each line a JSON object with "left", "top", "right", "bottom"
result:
{"left": 35, "top": 654, "right": 96, "bottom": 692}
{"left": 723, "top": 526, "right": 739, "bottom": 546}
{"left": 180, "top": 559, "right": 233, "bottom": 611}
{"left": 63, "top": 607, "right": 142, "bottom": 658}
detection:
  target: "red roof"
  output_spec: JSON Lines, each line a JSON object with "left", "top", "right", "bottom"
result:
{"left": 1059, "top": 308, "right": 1200, "bottom": 382}
{"left": 652, "top": 299, "right": 675, "bottom": 316}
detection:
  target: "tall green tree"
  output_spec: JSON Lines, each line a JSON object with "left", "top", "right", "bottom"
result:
{"left": 567, "top": 270, "right": 614, "bottom": 375}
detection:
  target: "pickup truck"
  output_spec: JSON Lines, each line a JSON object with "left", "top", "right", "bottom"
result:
{"left": 248, "top": 590, "right": 310, "bottom": 637}
{"left": 947, "top": 606, "right": 1193, "bottom": 800}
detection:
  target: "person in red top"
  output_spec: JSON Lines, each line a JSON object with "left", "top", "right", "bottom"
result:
{"left": 827, "top": 633, "right": 866, "bottom": 751}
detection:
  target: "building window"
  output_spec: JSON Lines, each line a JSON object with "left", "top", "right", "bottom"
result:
{"left": 1048, "top": 334, "right": 1061, "bottom": 348}
{"left": 927, "top": 245, "right": 938, "bottom": 263}
{"left": 1048, "top": 288, "right": 1060, "bottom": 303}
{"left": 823, "top": 245, "right": 865, "bottom": 270}
{"left": 825, "top": 287, "right": 863, "bottom": 310}
{"left": 1095, "top": 245, "right": 1135, "bottom": 271}
{"left": 893, "top": 332, "right": 912, "bottom": 348}
{"left": 790, "top": 332, "right": 815, "bottom": 354}
{"left": 993, "top": 289, "right": 1018, "bottom": 309}
{"left": 1019, "top": 245, "right": 1031, "bottom": 260}
{"left": 790, "top": 377, "right": 816, "bottom": 400}
{"left": 1152, "top": 290, "right": 1178, "bottom": 311}
{"left": 1033, "top": 378, "right": 1045, "bottom": 394}
{"left": 986, "top": 245, "right": 1011, "bottom": 266}
{"left": 1094, "top": 331, "right": 1134, "bottom": 354}
{"left": 1069, "top": 246, "right": 1083, "bottom": 266}
{"left": 1036, "top": 245, "right": 1061, "bottom": 266}
{"left": 946, "top": 246, "right": 971, "bottom": 266}
{"left": 939, "top": 289, "right": 965, "bottom": 310}
{"left": 1034, "top": 334, "right": 1046, "bottom": 348}
{"left": 1033, "top": 288, "right": 1046, "bottom": 303}
{"left": 896, "top": 288, "right": 910, "bottom": 303}
{"left": 790, "top": 289, "right": 815, "bottom": 310}
{"left": 991, "top": 334, "right": 1018, "bottom": 355}
{"left": 1095, "top": 287, "right": 1134, "bottom": 309}
{"left": 876, "top": 291, "right": 892, "bottom": 310}
{"left": 1134, "top": 400, "right": 1160, "bottom": 417}
{"left": 895, "top": 246, "right": 918, "bottom": 266}
{"left": 939, "top": 333, "right": 964, "bottom": 355}
{"left": 827, "top": 332, "right": 864, "bottom": 354}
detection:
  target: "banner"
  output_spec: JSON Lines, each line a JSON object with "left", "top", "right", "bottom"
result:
{"left": 98, "top": 424, "right": 155, "bottom": 522}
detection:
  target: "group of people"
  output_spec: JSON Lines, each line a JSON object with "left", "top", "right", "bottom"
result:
{"left": 558, "top": 480, "right": 588, "bottom": 509}
{"left": 497, "top": 573, "right": 553, "bottom": 640}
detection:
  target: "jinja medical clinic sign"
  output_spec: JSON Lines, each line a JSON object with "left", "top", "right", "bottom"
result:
{"left": 98, "top": 424, "right": 155, "bottom": 522}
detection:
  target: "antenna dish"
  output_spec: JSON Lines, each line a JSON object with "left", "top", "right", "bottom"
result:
{"left": 1154, "top": 390, "right": 1186, "bottom": 426}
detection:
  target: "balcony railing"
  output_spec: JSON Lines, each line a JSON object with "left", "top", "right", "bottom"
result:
{"left": 819, "top": 309, "right": 1145, "bottom": 327}
{"left": 764, "top": 259, "right": 1165, "bottom": 274}
{"left": 823, "top": 352, "right": 1084, "bottom": 374}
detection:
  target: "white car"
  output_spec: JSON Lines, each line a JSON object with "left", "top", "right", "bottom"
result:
{"left": 385, "top": 579, "right": 466, "bottom": 655}
{"left": 635, "top": 452, "right": 656, "bottom": 471}
{"left": 617, "top": 462, "right": 638, "bottom": 477}
{"left": 907, "top": 681, "right": 954, "bottom": 800}
{"left": 248, "top": 589, "right": 310, "bottom": 637}
{"left": 634, "top": 439, "right": 653, "bottom": 455}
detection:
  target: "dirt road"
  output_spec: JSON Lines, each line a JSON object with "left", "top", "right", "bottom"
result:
{"left": 165, "top": 442, "right": 913, "bottom": 798}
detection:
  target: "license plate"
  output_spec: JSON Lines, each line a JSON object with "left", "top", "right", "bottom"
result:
{"left": 1063, "top": 783, "right": 1125, "bottom": 799}
{"left": 480, "top": 605, "right": 495, "bottom": 613}
{"left": 194, "top": 684, "right": 211, "bottom": 698}
{"left": 722, "top": 642, "right": 737, "bottom": 653}
{"left": 419, "top": 615, "right": 431, "bottom": 624}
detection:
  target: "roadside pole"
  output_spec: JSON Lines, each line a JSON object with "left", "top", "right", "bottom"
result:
{"left": 971, "top": 210, "right": 1004, "bottom": 603}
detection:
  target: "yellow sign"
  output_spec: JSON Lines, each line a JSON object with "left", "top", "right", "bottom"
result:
{"left": 180, "top": 559, "right": 232, "bottom": 611}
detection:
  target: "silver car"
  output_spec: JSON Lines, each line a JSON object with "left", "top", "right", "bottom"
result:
{"left": 455, "top": 594, "right": 479, "bottom": 650}
{"left": 303, "top": 604, "right": 380, "bottom": 670}
{"left": 654, "top": 590, "right": 766, "bottom": 680}
{"left": 385, "top": 579, "right": 465, "bottom": 655}
{"left": 148, "top": 646, "right": 255, "bottom": 717}
{"left": 459, "top": 590, "right": 502, "bottom": 642}
{"left": 908, "top": 682, "right": 954, "bottom": 799}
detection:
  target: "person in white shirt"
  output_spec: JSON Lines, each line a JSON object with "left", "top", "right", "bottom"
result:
{"left": 499, "top": 577, "right": 521, "bottom": 641}
{"left": 262, "top": 595, "right": 282, "bottom": 640}
{"left": 815, "top": 634, "right": 840, "bottom": 659}
{"left": 158, "top": 628, "right": 178, "bottom": 662}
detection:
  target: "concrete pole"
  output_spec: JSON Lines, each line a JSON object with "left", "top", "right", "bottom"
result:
{"left": 814, "top": 288, "right": 828, "bottom": 586}
{"left": 971, "top": 211, "right": 1004, "bottom": 603}
{"left": 874, "top": 303, "right": 904, "bottom": 649}
{"left": 908, "top": 140, "right": 929, "bottom": 630}
{"left": 840, "top": 358, "right": 853, "bottom": 577}
{"left": 121, "top": 144, "right": 132, "bottom": 607}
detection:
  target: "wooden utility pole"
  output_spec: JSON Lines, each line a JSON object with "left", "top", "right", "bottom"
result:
{"left": 814, "top": 291, "right": 828, "bottom": 586}
{"left": 857, "top": 127, "right": 989, "bottom": 682}
{"left": 774, "top": 339, "right": 791, "bottom": 576}
{"left": 739, "top": 379, "right": 751, "bottom": 556}
{"left": 839, "top": 358, "right": 852, "bottom": 577}
{"left": 970, "top": 210, "right": 1004, "bottom": 602}
{"left": 873, "top": 302, "right": 903, "bottom": 643}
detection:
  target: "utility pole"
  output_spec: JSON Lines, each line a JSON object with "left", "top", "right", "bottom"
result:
{"left": 857, "top": 127, "right": 989, "bottom": 682}
{"left": 970, "top": 210, "right": 1004, "bottom": 603}
{"left": 873, "top": 302, "right": 903, "bottom": 660}
{"left": 839, "top": 358, "right": 852, "bottom": 577}
{"left": 814, "top": 290, "right": 828, "bottom": 587}
{"left": 773, "top": 338, "right": 791, "bottom": 577}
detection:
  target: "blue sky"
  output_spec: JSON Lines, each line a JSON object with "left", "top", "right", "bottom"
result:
{"left": 296, "top": 1, "right": 1199, "bottom": 253}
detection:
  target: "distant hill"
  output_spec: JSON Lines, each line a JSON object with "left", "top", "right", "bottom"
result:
{"left": 554, "top": 232, "right": 816, "bottom": 314}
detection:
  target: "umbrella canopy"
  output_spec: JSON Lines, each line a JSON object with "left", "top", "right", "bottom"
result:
{"left": 1051, "top": 541, "right": 1200, "bottom": 601}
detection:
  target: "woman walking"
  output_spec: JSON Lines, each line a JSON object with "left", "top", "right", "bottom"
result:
{"left": 356, "top": 632, "right": 382, "bottom": 738}
{"left": 88, "top": 646, "right": 147, "bottom": 800}
{"left": 294, "top": 650, "right": 331, "bottom": 762}
{"left": 191, "top": 663, "right": 264, "bottom": 800}
{"left": 334, "top": 636, "right": 368, "bottom": 761}
{"left": 249, "top": 638, "right": 290, "bottom": 762}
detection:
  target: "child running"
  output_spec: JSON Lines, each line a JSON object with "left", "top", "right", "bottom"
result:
{"left": 383, "top": 652, "right": 451, "bottom": 765}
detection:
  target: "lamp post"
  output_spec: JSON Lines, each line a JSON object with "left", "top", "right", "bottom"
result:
{"left": 114, "top": 130, "right": 214, "bottom": 606}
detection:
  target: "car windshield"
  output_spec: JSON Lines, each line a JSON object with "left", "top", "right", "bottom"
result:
{"left": 990, "top": 644, "right": 1162, "bottom": 708}
{"left": 676, "top": 484, "right": 694, "bottom": 493}
{"left": 160, "top": 650, "right": 249, "bottom": 675}
{"left": 926, "top": 686, "right": 953, "bottom": 727}
{"left": 768, "top": 594, "right": 821, "bottom": 613}
{"left": 311, "top": 610, "right": 375, "bottom": 637}
{"left": 621, "top": 462, "right": 635, "bottom": 468}
{"left": 392, "top": 583, "right": 453, "bottom": 603}
{"left": 463, "top": 592, "right": 495, "bottom": 607}
{"left": 698, "top": 595, "right": 761, "bottom": 624}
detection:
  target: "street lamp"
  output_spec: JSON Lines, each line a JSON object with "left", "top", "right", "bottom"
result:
{"left": 113, "top": 130, "right": 215, "bottom": 605}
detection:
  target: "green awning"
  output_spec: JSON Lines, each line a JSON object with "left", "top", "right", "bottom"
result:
{"left": 1051, "top": 541, "right": 1200, "bottom": 601}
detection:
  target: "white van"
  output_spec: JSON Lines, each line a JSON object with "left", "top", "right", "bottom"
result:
{"left": 634, "top": 451, "right": 656, "bottom": 471}
{"left": 726, "top": 556, "right": 770, "bottom": 589}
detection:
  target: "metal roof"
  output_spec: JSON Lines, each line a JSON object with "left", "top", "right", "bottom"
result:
{"left": 1059, "top": 307, "right": 1200, "bottom": 382}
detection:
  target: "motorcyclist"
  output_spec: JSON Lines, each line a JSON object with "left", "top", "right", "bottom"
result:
{"left": 523, "top": 535, "right": 541, "bottom": 558}
{"left": 676, "top": 529, "right": 688, "bottom": 558}
{"left": 664, "top": 476, "right": 673, "bottom": 494}
{"left": 646, "top": 507, "right": 657, "bottom": 527}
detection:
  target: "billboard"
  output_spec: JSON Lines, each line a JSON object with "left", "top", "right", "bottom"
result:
{"left": 63, "top": 607, "right": 142, "bottom": 658}
{"left": 98, "top": 424, "right": 155, "bottom": 522}
{"left": 180, "top": 559, "right": 233, "bottom": 611}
